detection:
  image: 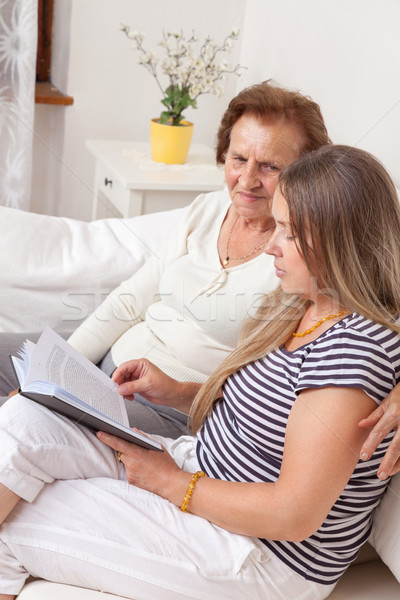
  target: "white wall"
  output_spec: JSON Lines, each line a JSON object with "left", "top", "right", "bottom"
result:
{"left": 31, "top": 0, "right": 72, "bottom": 215}
{"left": 239, "top": 0, "right": 400, "bottom": 187}
{"left": 31, "top": 0, "right": 400, "bottom": 218}
{"left": 31, "top": 0, "right": 245, "bottom": 219}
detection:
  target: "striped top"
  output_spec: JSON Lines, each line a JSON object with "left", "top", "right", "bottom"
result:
{"left": 196, "top": 313, "right": 400, "bottom": 584}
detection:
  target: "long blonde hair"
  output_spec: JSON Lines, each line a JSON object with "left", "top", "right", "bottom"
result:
{"left": 191, "top": 145, "right": 400, "bottom": 433}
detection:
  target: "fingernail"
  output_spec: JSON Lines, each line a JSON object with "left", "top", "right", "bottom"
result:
{"left": 360, "top": 452, "right": 369, "bottom": 461}
{"left": 378, "top": 471, "right": 388, "bottom": 480}
{"left": 118, "top": 384, "right": 127, "bottom": 395}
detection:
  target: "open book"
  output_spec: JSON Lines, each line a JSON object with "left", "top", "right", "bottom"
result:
{"left": 10, "top": 327, "right": 162, "bottom": 452}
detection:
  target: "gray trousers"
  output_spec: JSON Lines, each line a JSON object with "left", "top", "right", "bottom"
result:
{"left": 0, "top": 332, "right": 189, "bottom": 439}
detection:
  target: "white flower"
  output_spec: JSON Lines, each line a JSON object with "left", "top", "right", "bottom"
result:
{"left": 129, "top": 30, "right": 144, "bottom": 40}
{"left": 121, "top": 25, "right": 246, "bottom": 124}
{"left": 139, "top": 51, "right": 156, "bottom": 65}
{"left": 189, "top": 84, "right": 201, "bottom": 97}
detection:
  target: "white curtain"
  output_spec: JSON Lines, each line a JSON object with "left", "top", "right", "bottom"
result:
{"left": 0, "top": 0, "right": 37, "bottom": 209}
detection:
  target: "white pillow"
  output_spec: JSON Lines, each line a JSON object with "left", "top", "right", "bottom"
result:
{"left": 0, "top": 206, "right": 184, "bottom": 333}
{"left": 369, "top": 472, "right": 400, "bottom": 582}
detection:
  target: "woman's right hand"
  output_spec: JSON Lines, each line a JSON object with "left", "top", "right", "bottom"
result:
{"left": 112, "top": 358, "right": 201, "bottom": 413}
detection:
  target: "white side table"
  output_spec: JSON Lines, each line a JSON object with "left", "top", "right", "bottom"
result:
{"left": 86, "top": 140, "right": 225, "bottom": 219}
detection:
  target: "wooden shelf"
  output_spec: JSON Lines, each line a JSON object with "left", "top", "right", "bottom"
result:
{"left": 35, "top": 81, "right": 74, "bottom": 106}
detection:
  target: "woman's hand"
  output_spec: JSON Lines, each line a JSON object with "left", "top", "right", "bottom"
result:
{"left": 112, "top": 358, "right": 201, "bottom": 413}
{"left": 359, "top": 385, "right": 400, "bottom": 479}
{"left": 97, "top": 430, "right": 187, "bottom": 502}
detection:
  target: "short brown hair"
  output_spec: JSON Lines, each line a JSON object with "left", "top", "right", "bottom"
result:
{"left": 215, "top": 80, "right": 331, "bottom": 164}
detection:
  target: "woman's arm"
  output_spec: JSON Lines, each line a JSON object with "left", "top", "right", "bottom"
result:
{"left": 99, "top": 385, "right": 376, "bottom": 542}
{"left": 67, "top": 247, "right": 177, "bottom": 364}
{"left": 178, "top": 386, "right": 376, "bottom": 541}
{"left": 67, "top": 201, "right": 198, "bottom": 364}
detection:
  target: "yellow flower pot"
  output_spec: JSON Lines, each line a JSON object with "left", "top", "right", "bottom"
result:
{"left": 150, "top": 118, "right": 194, "bottom": 164}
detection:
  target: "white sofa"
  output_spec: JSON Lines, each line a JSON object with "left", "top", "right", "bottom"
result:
{"left": 1, "top": 205, "right": 399, "bottom": 599}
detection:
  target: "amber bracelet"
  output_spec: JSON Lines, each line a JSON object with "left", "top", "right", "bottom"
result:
{"left": 180, "top": 471, "right": 207, "bottom": 512}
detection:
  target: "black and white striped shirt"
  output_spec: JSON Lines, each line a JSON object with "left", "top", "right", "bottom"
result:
{"left": 196, "top": 313, "right": 400, "bottom": 584}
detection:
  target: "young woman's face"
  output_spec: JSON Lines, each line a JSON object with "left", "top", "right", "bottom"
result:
{"left": 266, "top": 188, "right": 318, "bottom": 300}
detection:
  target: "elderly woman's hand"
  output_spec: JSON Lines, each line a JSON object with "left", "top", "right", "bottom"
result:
{"left": 359, "top": 384, "right": 400, "bottom": 479}
{"left": 96, "top": 430, "right": 186, "bottom": 501}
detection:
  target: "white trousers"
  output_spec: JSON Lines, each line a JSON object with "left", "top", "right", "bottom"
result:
{"left": 0, "top": 396, "right": 334, "bottom": 600}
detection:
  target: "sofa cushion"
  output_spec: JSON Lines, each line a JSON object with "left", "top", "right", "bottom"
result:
{"left": 0, "top": 206, "right": 183, "bottom": 334}
{"left": 17, "top": 559, "right": 400, "bottom": 599}
{"left": 18, "top": 579, "right": 123, "bottom": 598}
{"left": 370, "top": 471, "right": 400, "bottom": 582}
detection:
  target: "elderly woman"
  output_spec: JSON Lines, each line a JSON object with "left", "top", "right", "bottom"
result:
{"left": 1, "top": 145, "right": 400, "bottom": 600}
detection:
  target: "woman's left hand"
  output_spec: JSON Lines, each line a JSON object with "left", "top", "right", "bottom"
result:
{"left": 96, "top": 430, "right": 181, "bottom": 499}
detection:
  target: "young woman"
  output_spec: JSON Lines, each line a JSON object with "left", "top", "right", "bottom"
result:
{"left": 1, "top": 145, "right": 400, "bottom": 600}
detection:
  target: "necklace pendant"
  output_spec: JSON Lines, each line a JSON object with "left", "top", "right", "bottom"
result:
{"left": 223, "top": 257, "right": 229, "bottom": 266}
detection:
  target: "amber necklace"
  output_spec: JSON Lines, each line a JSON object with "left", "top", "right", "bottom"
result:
{"left": 293, "top": 310, "right": 349, "bottom": 338}
{"left": 223, "top": 216, "right": 273, "bottom": 267}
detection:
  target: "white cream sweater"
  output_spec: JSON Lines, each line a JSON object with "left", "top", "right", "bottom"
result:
{"left": 68, "top": 190, "right": 278, "bottom": 383}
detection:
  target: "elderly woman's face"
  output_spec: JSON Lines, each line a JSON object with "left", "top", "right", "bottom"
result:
{"left": 225, "top": 114, "right": 306, "bottom": 224}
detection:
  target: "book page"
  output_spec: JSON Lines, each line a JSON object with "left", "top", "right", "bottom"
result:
{"left": 24, "top": 327, "right": 129, "bottom": 427}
